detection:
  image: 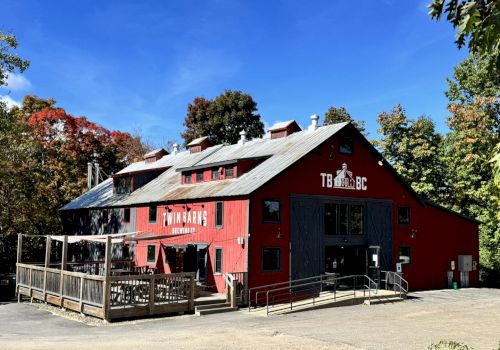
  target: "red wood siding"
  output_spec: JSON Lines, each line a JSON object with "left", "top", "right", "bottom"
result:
{"left": 249, "top": 128, "right": 479, "bottom": 291}
{"left": 134, "top": 198, "right": 248, "bottom": 292}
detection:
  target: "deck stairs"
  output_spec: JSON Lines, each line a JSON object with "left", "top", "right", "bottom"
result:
{"left": 195, "top": 301, "right": 238, "bottom": 315}
{"left": 194, "top": 292, "right": 236, "bottom": 316}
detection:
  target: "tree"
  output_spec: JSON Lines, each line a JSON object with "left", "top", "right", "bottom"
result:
{"left": 428, "top": 0, "right": 500, "bottom": 65}
{"left": 181, "top": 90, "right": 265, "bottom": 146}
{"left": 0, "top": 30, "right": 30, "bottom": 86}
{"left": 0, "top": 94, "right": 151, "bottom": 272}
{"left": 323, "top": 106, "right": 366, "bottom": 134}
{"left": 442, "top": 53, "right": 500, "bottom": 285}
{"left": 375, "top": 104, "right": 447, "bottom": 201}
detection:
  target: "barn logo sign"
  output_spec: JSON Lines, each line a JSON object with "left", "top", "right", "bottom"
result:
{"left": 320, "top": 163, "right": 367, "bottom": 191}
{"left": 163, "top": 209, "right": 208, "bottom": 234}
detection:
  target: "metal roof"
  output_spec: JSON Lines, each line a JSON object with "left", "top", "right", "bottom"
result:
{"left": 187, "top": 136, "right": 209, "bottom": 146}
{"left": 61, "top": 123, "right": 348, "bottom": 209}
{"left": 268, "top": 120, "right": 297, "bottom": 131}
{"left": 143, "top": 148, "right": 167, "bottom": 158}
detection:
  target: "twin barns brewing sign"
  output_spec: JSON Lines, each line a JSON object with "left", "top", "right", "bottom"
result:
{"left": 320, "top": 163, "right": 367, "bottom": 191}
{"left": 162, "top": 209, "right": 208, "bottom": 234}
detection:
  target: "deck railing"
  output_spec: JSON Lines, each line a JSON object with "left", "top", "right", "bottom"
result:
{"left": 16, "top": 262, "right": 195, "bottom": 320}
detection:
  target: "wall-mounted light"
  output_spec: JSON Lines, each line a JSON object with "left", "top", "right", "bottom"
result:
{"left": 410, "top": 229, "right": 417, "bottom": 238}
{"left": 378, "top": 160, "right": 384, "bottom": 166}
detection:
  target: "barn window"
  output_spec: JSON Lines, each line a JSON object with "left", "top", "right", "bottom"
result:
{"left": 215, "top": 248, "right": 223, "bottom": 274}
{"left": 102, "top": 209, "right": 109, "bottom": 224}
{"left": 398, "top": 246, "right": 411, "bottom": 265}
{"left": 262, "top": 248, "right": 281, "bottom": 272}
{"left": 263, "top": 200, "right": 281, "bottom": 223}
{"left": 339, "top": 136, "right": 353, "bottom": 154}
{"left": 398, "top": 207, "right": 411, "bottom": 225}
{"left": 196, "top": 171, "right": 204, "bottom": 182}
{"left": 123, "top": 208, "right": 130, "bottom": 223}
{"left": 225, "top": 166, "right": 234, "bottom": 178}
{"left": 211, "top": 168, "right": 220, "bottom": 180}
{"left": 114, "top": 176, "right": 132, "bottom": 194}
{"left": 185, "top": 173, "right": 192, "bottom": 184}
{"left": 215, "top": 201, "right": 224, "bottom": 227}
{"left": 147, "top": 245, "right": 156, "bottom": 263}
{"left": 149, "top": 205, "right": 157, "bottom": 223}
{"left": 324, "top": 203, "right": 363, "bottom": 235}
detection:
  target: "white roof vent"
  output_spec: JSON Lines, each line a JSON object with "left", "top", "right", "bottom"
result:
{"left": 238, "top": 130, "right": 247, "bottom": 145}
{"left": 308, "top": 114, "right": 319, "bottom": 131}
{"left": 172, "top": 143, "right": 179, "bottom": 155}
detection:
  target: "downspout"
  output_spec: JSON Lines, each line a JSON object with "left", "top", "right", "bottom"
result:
{"left": 246, "top": 197, "right": 251, "bottom": 295}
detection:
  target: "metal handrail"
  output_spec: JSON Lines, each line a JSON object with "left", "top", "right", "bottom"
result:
{"left": 248, "top": 274, "right": 377, "bottom": 315}
{"left": 248, "top": 274, "right": 333, "bottom": 310}
{"left": 381, "top": 271, "right": 409, "bottom": 298}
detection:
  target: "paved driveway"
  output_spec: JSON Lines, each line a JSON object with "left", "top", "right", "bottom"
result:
{"left": 0, "top": 288, "right": 499, "bottom": 350}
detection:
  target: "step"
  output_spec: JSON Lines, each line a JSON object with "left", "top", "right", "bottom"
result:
{"left": 195, "top": 302, "right": 231, "bottom": 311}
{"left": 195, "top": 306, "right": 238, "bottom": 316}
{"left": 364, "top": 296, "right": 404, "bottom": 305}
{"left": 194, "top": 297, "right": 228, "bottom": 307}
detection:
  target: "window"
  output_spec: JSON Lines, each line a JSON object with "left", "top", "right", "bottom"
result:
{"left": 212, "top": 168, "right": 220, "bottom": 180}
{"left": 102, "top": 209, "right": 109, "bottom": 224}
{"left": 398, "top": 207, "right": 411, "bottom": 225}
{"left": 185, "top": 173, "right": 192, "bottom": 184}
{"left": 215, "top": 248, "right": 223, "bottom": 274}
{"left": 398, "top": 246, "right": 411, "bottom": 265}
{"left": 263, "top": 200, "right": 281, "bottom": 223}
{"left": 123, "top": 208, "right": 130, "bottom": 223}
{"left": 196, "top": 171, "right": 204, "bottom": 182}
{"left": 114, "top": 176, "right": 132, "bottom": 194}
{"left": 147, "top": 245, "right": 156, "bottom": 263}
{"left": 324, "top": 203, "right": 363, "bottom": 235}
{"left": 262, "top": 248, "right": 281, "bottom": 271}
{"left": 149, "top": 205, "right": 157, "bottom": 223}
{"left": 339, "top": 136, "right": 353, "bottom": 154}
{"left": 215, "top": 201, "right": 224, "bottom": 227}
{"left": 225, "top": 166, "right": 234, "bottom": 178}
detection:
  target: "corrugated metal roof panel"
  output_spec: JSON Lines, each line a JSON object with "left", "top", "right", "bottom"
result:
{"left": 269, "top": 120, "right": 296, "bottom": 130}
{"left": 61, "top": 123, "right": 348, "bottom": 209}
{"left": 59, "top": 179, "right": 125, "bottom": 210}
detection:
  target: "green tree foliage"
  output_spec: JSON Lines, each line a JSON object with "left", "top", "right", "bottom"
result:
{"left": 181, "top": 90, "right": 265, "bottom": 146}
{"left": 376, "top": 104, "right": 446, "bottom": 201}
{"left": 428, "top": 0, "right": 500, "bottom": 65}
{"left": 442, "top": 54, "right": 500, "bottom": 281}
{"left": 0, "top": 30, "right": 29, "bottom": 86}
{"left": 323, "top": 106, "right": 366, "bottom": 134}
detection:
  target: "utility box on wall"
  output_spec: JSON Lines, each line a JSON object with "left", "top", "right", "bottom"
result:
{"left": 458, "top": 255, "right": 472, "bottom": 272}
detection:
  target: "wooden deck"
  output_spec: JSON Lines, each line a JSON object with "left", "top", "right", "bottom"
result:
{"left": 16, "top": 234, "right": 198, "bottom": 321}
{"left": 16, "top": 262, "right": 196, "bottom": 320}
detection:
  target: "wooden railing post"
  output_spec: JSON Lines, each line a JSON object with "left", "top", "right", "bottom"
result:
{"left": 231, "top": 278, "right": 237, "bottom": 308}
{"left": 102, "top": 235, "right": 112, "bottom": 321}
{"left": 59, "top": 236, "right": 68, "bottom": 305}
{"left": 149, "top": 276, "right": 155, "bottom": 313}
{"left": 188, "top": 272, "right": 195, "bottom": 311}
{"left": 16, "top": 234, "right": 22, "bottom": 302}
{"left": 43, "top": 235, "right": 51, "bottom": 302}
{"left": 79, "top": 276, "right": 84, "bottom": 312}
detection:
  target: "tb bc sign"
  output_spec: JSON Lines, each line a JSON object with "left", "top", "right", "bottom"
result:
{"left": 320, "top": 163, "right": 367, "bottom": 191}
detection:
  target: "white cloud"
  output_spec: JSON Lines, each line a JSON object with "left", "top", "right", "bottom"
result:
{"left": 0, "top": 95, "right": 21, "bottom": 109}
{"left": 3, "top": 72, "right": 31, "bottom": 91}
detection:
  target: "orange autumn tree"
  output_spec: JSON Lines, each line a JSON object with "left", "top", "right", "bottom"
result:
{"left": 25, "top": 98, "right": 150, "bottom": 203}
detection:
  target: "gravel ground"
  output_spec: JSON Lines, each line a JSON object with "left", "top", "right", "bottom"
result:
{"left": 0, "top": 288, "right": 499, "bottom": 350}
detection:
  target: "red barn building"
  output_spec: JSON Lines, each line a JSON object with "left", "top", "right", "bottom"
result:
{"left": 60, "top": 117, "right": 479, "bottom": 293}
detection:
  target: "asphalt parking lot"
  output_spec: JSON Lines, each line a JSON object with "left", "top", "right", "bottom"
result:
{"left": 0, "top": 288, "right": 499, "bottom": 350}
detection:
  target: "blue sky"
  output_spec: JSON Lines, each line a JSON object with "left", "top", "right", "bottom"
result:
{"left": 1, "top": 0, "right": 467, "bottom": 146}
